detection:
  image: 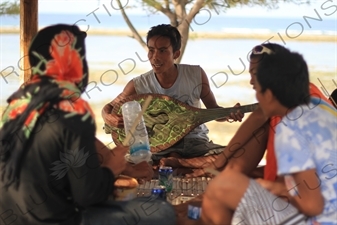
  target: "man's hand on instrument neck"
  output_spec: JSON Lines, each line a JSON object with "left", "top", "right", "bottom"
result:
{"left": 215, "top": 103, "right": 245, "bottom": 123}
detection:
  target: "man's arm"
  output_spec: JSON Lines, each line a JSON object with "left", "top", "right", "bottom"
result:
{"left": 212, "top": 107, "right": 268, "bottom": 170}
{"left": 199, "top": 67, "right": 220, "bottom": 109}
{"left": 186, "top": 108, "right": 268, "bottom": 177}
{"left": 199, "top": 68, "right": 244, "bottom": 122}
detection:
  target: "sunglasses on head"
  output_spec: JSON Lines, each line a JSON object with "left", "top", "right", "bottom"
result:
{"left": 252, "top": 45, "right": 274, "bottom": 55}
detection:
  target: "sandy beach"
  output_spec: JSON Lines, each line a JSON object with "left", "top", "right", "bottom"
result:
{"left": 1, "top": 26, "right": 336, "bottom": 148}
{"left": 1, "top": 67, "right": 335, "bottom": 148}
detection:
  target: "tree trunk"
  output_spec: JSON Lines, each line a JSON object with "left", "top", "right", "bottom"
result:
{"left": 116, "top": 0, "right": 147, "bottom": 51}
{"left": 176, "top": 0, "right": 205, "bottom": 63}
{"left": 20, "top": 0, "right": 38, "bottom": 83}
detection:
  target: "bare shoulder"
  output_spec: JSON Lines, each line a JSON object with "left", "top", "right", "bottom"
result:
{"left": 123, "top": 80, "right": 137, "bottom": 95}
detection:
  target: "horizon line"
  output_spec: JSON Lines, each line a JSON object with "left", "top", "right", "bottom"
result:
{"left": 2, "top": 12, "right": 336, "bottom": 20}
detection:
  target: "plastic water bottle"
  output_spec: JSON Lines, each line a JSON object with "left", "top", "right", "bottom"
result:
{"left": 121, "top": 100, "right": 152, "bottom": 164}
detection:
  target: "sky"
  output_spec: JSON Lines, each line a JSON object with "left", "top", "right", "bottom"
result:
{"left": 5, "top": 0, "right": 336, "bottom": 19}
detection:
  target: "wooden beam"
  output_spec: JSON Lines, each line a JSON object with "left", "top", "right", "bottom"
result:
{"left": 20, "top": 0, "right": 38, "bottom": 83}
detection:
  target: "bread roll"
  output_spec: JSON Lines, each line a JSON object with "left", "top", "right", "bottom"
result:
{"left": 114, "top": 175, "right": 139, "bottom": 201}
{"left": 115, "top": 175, "right": 138, "bottom": 188}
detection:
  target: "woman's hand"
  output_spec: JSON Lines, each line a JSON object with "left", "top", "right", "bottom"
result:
{"left": 105, "top": 145, "right": 129, "bottom": 177}
{"left": 122, "top": 161, "right": 154, "bottom": 182}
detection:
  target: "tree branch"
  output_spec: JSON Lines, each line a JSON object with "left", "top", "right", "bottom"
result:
{"left": 143, "top": 0, "right": 176, "bottom": 23}
{"left": 116, "top": 0, "right": 147, "bottom": 51}
{"left": 0, "top": 0, "right": 20, "bottom": 15}
{"left": 164, "top": 0, "right": 170, "bottom": 10}
{"left": 175, "top": 0, "right": 205, "bottom": 63}
{"left": 119, "top": 0, "right": 312, "bottom": 63}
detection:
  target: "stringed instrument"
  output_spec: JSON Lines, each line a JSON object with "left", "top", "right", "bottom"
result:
{"left": 104, "top": 94, "right": 259, "bottom": 153}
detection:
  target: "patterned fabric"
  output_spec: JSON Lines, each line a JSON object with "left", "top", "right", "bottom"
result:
{"left": 275, "top": 101, "right": 337, "bottom": 225}
{"left": 264, "top": 83, "right": 334, "bottom": 181}
{"left": 0, "top": 24, "right": 93, "bottom": 188}
{"left": 232, "top": 179, "right": 305, "bottom": 225}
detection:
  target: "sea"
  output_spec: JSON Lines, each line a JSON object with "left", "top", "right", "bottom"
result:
{"left": 1, "top": 12, "right": 336, "bottom": 107}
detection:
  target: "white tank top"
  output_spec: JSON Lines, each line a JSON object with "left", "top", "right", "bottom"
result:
{"left": 133, "top": 64, "right": 209, "bottom": 140}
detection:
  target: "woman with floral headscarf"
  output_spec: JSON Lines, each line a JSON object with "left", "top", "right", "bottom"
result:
{"left": 0, "top": 24, "right": 175, "bottom": 225}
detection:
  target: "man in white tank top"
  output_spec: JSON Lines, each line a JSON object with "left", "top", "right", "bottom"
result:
{"left": 102, "top": 24, "right": 244, "bottom": 168}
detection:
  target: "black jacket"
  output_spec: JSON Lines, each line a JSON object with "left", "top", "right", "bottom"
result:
{"left": 0, "top": 109, "right": 114, "bottom": 225}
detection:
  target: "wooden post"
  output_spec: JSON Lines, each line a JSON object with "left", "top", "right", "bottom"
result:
{"left": 20, "top": 0, "right": 38, "bottom": 83}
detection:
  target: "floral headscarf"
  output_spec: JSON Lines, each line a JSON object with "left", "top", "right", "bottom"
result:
{"left": 0, "top": 24, "right": 94, "bottom": 188}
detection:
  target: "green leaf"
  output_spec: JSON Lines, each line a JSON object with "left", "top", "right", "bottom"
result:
{"left": 0, "top": 1, "right": 20, "bottom": 15}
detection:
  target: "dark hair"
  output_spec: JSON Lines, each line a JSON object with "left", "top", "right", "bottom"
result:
{"left": 329, "top": 88, "right": 337, "bottom": 109}
{"left": 256, "top": 49, "right": 310, "bottom": 108}
{"left": 249, "top": 43, "right": 291, "bottom": 65}
{"left": 146, "top": 24, "right": 181, "bottom": 52}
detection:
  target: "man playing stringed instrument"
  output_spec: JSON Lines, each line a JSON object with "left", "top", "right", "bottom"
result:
{"left": 102, "top": 24, "right": 244, "bottom": 167}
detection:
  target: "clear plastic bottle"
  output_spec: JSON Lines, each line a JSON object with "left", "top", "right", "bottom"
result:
{"left": 121, "top": 100, "right": 152, "bottom": 164}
